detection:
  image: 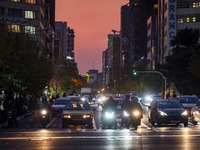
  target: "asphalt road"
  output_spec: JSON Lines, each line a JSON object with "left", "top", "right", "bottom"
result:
{"left": 0, "top": 104, "right": 200, "bottom": 149}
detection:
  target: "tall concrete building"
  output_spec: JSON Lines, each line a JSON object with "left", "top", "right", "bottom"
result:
{"left": 147, "top": 15, "right": 158, "bottom": 70}
{"left": 158, "top": 0, "right": 200, "bottom": 64}
{"left": 106, "top": 34, "right": 121, "bottom": 85}
{"left": 54, "top": 22, "right": 67, "bottom": 58}
{"left": 128, "top": 0, "right": 158, "bottom": 67}
{"left": 0, "top": 0, "right": 55, "bottom": 57}
{"left": 67, "top": 27, "right": 75, "bottom": 62}
{"left": 102, "top": 49, "right": 108, "bottom": 88}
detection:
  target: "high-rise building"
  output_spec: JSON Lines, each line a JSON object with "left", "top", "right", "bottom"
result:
{"left": 129, "top": 0, "right": 158, "bottom": 67}
{"left": 102, "top": 49, "right": 108, "bottom": 88}
{"left": 0, "top": 0, "right": 55, "bottom": 57}
{"left": 158, "top": 0, "right": 200, "bottom": 64}
{"left": 106, "top": 34, "right": 121, "bottom": 85}
{"left": 54, "top": 21, "right": 67, "bottom": 58}
{"left": 67, "top": 27, "right": 75, "bottom": 62}
{"left": 147, "top": 15, "right": 158, "bottom": 70}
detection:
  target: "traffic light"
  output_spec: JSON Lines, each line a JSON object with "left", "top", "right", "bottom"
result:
{"left": 133, "top": 70, "right": 137, "bottom": 76}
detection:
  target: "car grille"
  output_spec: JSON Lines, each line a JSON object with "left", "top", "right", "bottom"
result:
{"left": 71, "top": 115, "right": 83, "bottom": 119}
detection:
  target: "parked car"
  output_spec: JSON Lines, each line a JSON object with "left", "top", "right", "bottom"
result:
{"left": 191, "top": 100, "right": 200, "bottom": 125}
{"left": 51, "top": 98, "right": 70, "bottom": 117}
{"left": 178, "top": 95, "right": 199, "bottom": 116}
{"left": 148, "top": 100, "right": 188, "bottom": 127}
{"left": 62, "top": 100, "right": 93, "bottom": 128}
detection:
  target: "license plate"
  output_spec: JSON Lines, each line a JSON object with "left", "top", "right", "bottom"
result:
{"left": 171, "top": 120, "right": 180, "bottom": 123}
{"left": 73, "top": 119, "right": 82, "bottom": 121}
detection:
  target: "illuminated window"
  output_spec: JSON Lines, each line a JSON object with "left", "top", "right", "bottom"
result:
{"left": 25, "top": 26, "right": 35, "bottom": 34}
{"left": 10, "top": 0, "right": 20, "bottom": 2}
{"left": 193, "top": 17, "right": 196, "bottom": 22}
{"left": 8, "top": 24, "right": 20, "bottom": 32}
{"left": 186, "top": 18, "right": 190, "bottom": 22}
{"left": 177, "top": 18, "right": 183, "bottom": 23}
{"left": 25, "top": 11, "right": 35, "bottom": 19}
{"left": 154, "top": 4, "right": 158, "bottom": 9}
{"left": 193, "top": 2, "right": 198, "bottom": 8}
{"left": 25, "top": 0, "right": 36, "bottom": 4}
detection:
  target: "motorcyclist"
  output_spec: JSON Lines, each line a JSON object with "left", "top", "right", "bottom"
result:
{"left": 127, "top": 96, "right": 143, "bottom": 129}
{"left": 39, "top": 96, "right": 50, "bottom": 121}
{"left": 121, "top": 95, "right": 132, "bottom": 127}
{"left": 102, "top": 96, "right": 118, "bottom": 128}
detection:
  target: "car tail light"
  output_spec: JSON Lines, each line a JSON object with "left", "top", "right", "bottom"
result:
{"left": 117, "top": 114, "right": 121, "bottom": 117}
{"left": 59, "top": 110, "right": 63, "bottom": 113}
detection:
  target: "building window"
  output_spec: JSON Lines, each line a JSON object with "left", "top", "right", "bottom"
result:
{"left": 154, "top": 4, "right": 158, "bottom": 9}
{"left": 186, "top": 17, "right": 190, "bottom": 22}
{"left": 25, "top": 0, "right": 36, "bottom": 4}
{"left": 25, "top": 26, "right": 36, "bottom": 34}
{"left": 177, "top": 18, "right": 183, "bottom": 23}
{"left": 8, "top": 9, "right": 22, "bottom": 17}
{"left": 25, "top": 11, "right": 35, "bottom": 19}
{"left": 193, "top": 2, "right": 199, "bottom": 8}
{"left": 193, "top": 17, "right": 196, "bottom": 22}
{"left": 8, "top": 24, "right": 20, "bottom": 32}
{"left": 10, "top": 0, "right": 20, "bottom": 2}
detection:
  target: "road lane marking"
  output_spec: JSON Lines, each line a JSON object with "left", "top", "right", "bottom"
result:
{"left": 141, "top": 122, "right": 152, "bottom": 130}
{"left": 46, "top": 116, "right": 59, "bottom": 128}
{"left": 1, "top": 134, "right": 200, "bottom": 140}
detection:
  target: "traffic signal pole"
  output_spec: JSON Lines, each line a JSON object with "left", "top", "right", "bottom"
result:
{"left": 135, "top": 71, "right": 167, "bottom": 99}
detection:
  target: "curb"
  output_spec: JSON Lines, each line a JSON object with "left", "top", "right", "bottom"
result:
{"left": 16, "top": 110, "right": 37, "bottom": 121}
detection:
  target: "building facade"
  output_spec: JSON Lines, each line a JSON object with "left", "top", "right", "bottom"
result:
{"left": 147, "top": 15, "right": 158, "bottom": 70}
{"left": 67, "top": 27, "right": 75, "bottom": 62}
{"left": 158, "top": 0, "right": 200, "bottom": 64}
{"left": 54, "top": 21, "right": 67, "bottom": 58}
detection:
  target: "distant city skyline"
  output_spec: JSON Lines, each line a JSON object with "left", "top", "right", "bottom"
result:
{"left": 55, "top": 0, "right": 128, "bottom": 74}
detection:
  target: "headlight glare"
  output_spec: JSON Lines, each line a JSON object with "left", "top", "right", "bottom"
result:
{"left": 41, "top": 110, "right": 47, "bottom": 115}
{"left": 63, "top": 115, "right": 71, "bottom": 118}
{"left": 83, "top": 115, "right": 91, "bottom": 118}
{"left": 133, "top": 111, "right": 139, "bottom": 116}
{"left": 124, "top": 111, "right": 130, "bottom": 117}
{"left": 159, "top": 111, "right": 167, "bottom": 116}
{"left": 182, "top": 111, "right": 188, "bottom": 116}
{"left": 106, "top": 112, "right": 114, "bottom": 118}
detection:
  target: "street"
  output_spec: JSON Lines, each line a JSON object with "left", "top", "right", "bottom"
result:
{"left": 0, "top": 104, "right": 200, "bottom": 150}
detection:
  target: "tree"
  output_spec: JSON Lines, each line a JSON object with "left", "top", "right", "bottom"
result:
{"left": 162, "top": 28, "right": 200, "bottom": 96}
{"left": 0, "top": 24, "right": 53, "bottom": 99}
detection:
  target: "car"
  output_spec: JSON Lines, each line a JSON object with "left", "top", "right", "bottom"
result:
{"left": 113, "top": 98, "right": 125, "bottom": 120}
{"left": 148, "top": 99, "right": 188, "bottom": 127}
{"left": 178, "top": 95, "right": 199, "bottom": 116}
{"left": 62, "top": 100, "right": 93, "bottom": 128}
{"left": 51, "top": 98, "right": 70, "bottom": 116}
{"left": 67, "top": 96, "right": 81, "bottom": 101}
{"left": 191, "top": 100, "right": 200, "bottom": 125}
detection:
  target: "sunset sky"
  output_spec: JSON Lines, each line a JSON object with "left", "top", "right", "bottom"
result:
{"left": 55, "top": 0, "right": 128, "bottom": 74}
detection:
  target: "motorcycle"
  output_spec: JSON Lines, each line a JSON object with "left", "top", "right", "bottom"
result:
{"left": 39, "top": 109, "right": 49, "bottom": 128}
{"left": 127, "top": 109, "right": 142, "bottom": 130}
{"left": 121, "top": 110, "right": 130, "bottom": 127}
{"left": 102, "top": 109, "right": 117, "bottom": 129}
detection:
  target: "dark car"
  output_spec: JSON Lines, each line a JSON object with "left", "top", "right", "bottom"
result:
{"left": 148, "top": 100, "right": 188, "bottom": 127}
{"left": 51, "top": 98, "right": 70, "bottom": 116}
{"left": 62, "top": 100, "right": 93, "bottom": 128}
{"left": 178, "top": 95, "right": 199, "bottom": 116}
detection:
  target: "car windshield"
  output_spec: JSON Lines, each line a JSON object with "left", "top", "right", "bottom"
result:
{"left": 158, "top": 101, "right": 182, "bottom": 109}
{"left": 179, "top": 97, "right": 198, "bottom": 104}
{"left": 69, "top": 97, "right": 80, "bottom": 101}
{"left": 64, "top": 101, "right": 91, "bottom": 110}
{"left": 54, "top": 100, "right": 69, "bottom": 105}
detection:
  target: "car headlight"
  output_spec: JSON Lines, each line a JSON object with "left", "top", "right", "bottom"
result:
{"left": 41, "top": 110, "right": 47, "bottom": 115}
{"left": 63, "top": 115, "right": 71, "bottom": 118}
{"left": 133, "top": 111, "right": 140, "bottom": 116}
{"left": 98, "top": 98, "right": 102, "bottom": 102}
{"left": 124, "top": 111, "right": 130, "bottom": 117}
{"left": 102, "top": 96, "right": 106, "bottom": 101}
{"left": 83, "top": 115, "right": 91, "bottom": 118}
{"left": 81, "top": 97, "right": 86, "bottom": 101}
{"left": 106, "top": 112, "right": 114, "bottom": 118}
{"left": 159, "top": 111, "right": 167, "bottom": 116}
{"left": 182, "top": 111, "right": 188, "bottom": 116}
{"left": 145, "top": 96, "right": 152, "bottom": 101}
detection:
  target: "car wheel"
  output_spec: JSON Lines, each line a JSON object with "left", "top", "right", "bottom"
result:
{"left": 184, "top": 122, "right": 188, "bottom": 127}
{"left": 192, "top": 117, "right": 197, "bottom": 125}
